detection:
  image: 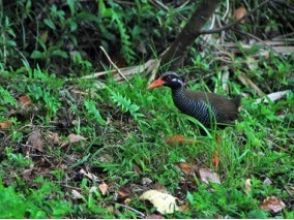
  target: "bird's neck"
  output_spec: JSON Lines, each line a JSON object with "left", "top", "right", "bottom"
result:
{"left": 171, "top": 87, "right": 195, "bottom": 111}
{"left": 171, "top": 87, "right": 185, "bottom": 100}
{"left": 171, "top": 87, "right": 212, "bottom": 126}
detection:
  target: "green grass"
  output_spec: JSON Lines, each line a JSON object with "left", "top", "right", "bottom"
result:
{"left": 0, "top": 53, "right": 293, "bottom": 218}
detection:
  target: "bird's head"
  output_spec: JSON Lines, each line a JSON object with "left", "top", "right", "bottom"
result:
{"left": 148, "top": 72, "right": 184, "bottom": 90}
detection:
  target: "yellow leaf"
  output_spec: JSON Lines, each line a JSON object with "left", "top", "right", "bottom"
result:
{"left": 140, "top": 190, "right": 179, "bottom": 214}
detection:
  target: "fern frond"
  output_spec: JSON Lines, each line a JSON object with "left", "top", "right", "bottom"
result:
{"left": 109, "top": 90, "right": 144, "bottom": 121}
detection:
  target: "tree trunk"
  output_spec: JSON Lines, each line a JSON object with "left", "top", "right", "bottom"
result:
{"left": 161, "top": 0, "right": 220, "bottom": 69}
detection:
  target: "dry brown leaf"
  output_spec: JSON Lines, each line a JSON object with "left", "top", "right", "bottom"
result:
{"left": 18, "top": 95, "right": 31, "bottom": 107}
{"left": 79, "top": 168, "right": 99, "bottom": 182}
{"left": 198, "top": 168, "right": 221, "bottom": 184}
{"left": 0, "top": 120, "right": 12, "bottom": 129}
{"left": 245, "top": 178, "right": 251, "bottom": 194}
{"left": 22, "top": 165, "right": 34, "bottom": 181}
{"left": 260, "top": 196, "right": 286, "bottom": 213}
{"left": 98, "top": 182, "right": 108, "bottom": 195}
{"left": 27, "top": 130, "right": 44, "bottom": 152}
{"left": 118, "top": 187, "right": 131, "bottom": 200}
{"left": 165, "top": 135, "right": 196, "bottom": 145}
{"left": 71, "top": 189, "right": 84, "bottom": 200}
{"left": 140, "top": 190, "right": 179, "bottom": 214}
{"left": 68, "top": 134, "right": 86, "bottom": 143}
{"left": 47, "top": 132, "right": 60, "bottom": 145}
{"left": 178, "top": 163, "right": 196, "bottom": 175}
{"left": 212, "top": 149, "right": 220, "bottom": 169}
{"left": 234, "top": 6, "right": 247, "bottom": 22}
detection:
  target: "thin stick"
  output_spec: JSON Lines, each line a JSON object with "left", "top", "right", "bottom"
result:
{"left": 99, "top": 46, "right": 132, "bottom": 86}
{"left": 116, "top": 203, "right": 146, "bottom": 218}
{"left": 200, "top": 0, "right": 270, "bottom": 34}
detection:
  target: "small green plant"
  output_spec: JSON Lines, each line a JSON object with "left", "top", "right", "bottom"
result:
{"left": 84, "top": 99, "right": 106, "bottom": 125}
{"left": 0, "top": 86, "right": 17, "bottom": 107}
{"left": 109, "top": 89, "right": 144, "bottom": 121}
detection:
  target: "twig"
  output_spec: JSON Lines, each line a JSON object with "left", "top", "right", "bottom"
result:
{"left": 61, "top": 184, "right": 81, "bottom": 190}
{"left": 116, "top": 203, "right": 146, "bottom": 218}
{"left": 99, "top": 46, "right": 132, "bottom": 87}
{"left": 82, "top": 59, "right": 158, "bottom": 80}
{"left": 237, "top": 72, "right": 265, "bottom": 96}
{"left": 200, "top": 0, "right": 270, "bottom": 34}
{"left": 231, "top": 27, "right": 263, "bottom": 42}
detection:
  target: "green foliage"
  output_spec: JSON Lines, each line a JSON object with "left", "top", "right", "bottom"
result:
{"left": 0, "top": 0, "right": 293, "bottom": 218}
{"left": 5, "top": 147, "right": 32, "bottom": 167}
{"left": 0, "top": 86, "right": 17, "bottom": 107}
{"left": 187, "top": 184, "right": 267, "bottom": 218}
{"left": 84, "top": 99, "right": 106, "bottom": 125}
{"left": 109, "top": 89, "right": 144, "bottom": 121}
{"left": 0, "top": 179, "right": 72, "bottom": 218}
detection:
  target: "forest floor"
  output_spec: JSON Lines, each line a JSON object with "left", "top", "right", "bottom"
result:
{"left": 0, "top": 46, "right": 293, "bottom": 218}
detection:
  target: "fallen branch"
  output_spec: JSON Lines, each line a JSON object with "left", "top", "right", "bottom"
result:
{"left": 81, "top": 59, "right": 159, "bottom": 80}
{"left": 255, "top": 90, "right": 291, "bottom": 104}
{"left": 116, "top": 203, "right": 146, "bottom": 218}
{"left": 99, "top": 46, "right": 131, "bottom": 85}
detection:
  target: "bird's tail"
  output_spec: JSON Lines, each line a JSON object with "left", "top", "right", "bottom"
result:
{"left": 233, "top": 95, "right": 242, "bottom": 108}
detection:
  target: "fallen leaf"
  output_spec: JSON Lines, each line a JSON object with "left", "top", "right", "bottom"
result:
{"left": 71, "top": 189, "right": 84, "bottom": 200}
{"left": 79, "top": 168, "right": 99, "bottom": 182}
{"left": 260, "top": 196, "right": 286, "bottom": 213}
{"left": 18, "top": 95, "right": 31, "bottom": 107}
{"left": 141, "top": 177, "right": 153, "bottom": 186}
{"left": 140, "top": 190, "right": 179, "bottom": 214}
{"left": 263, "top": 177, "right": 272, "bottom": 185}
{"left": 22, "top": 165, "right": 34, "bottom": 181}
{"left": 178, "top": 163, "right": 196, "bottom": 175}
{"left": 0, "top": 121, "right": 12, "bottom": 129}
{"left": 255, "top": 90, "right": 291, "bottom": 104}
{"left": 98, "top": 182, "right": 108, "bottom": 195}
{"left": 212, "top": 150, "right": 220, "bottom": 169}
{"left": 27, "top": 129, "right": 44, "bottom": 152}
{"left": 124, "top": 198, "right": 132, "bottom": 204}
{"left": 213, "top": 135, "right": 222, "bottom": 169}
{"left": 165, "top": 135, "right": 196, "bottom": 145}
{"left": 198, "top": 168, "right": 221, "bottom": 184}
{"left": 68, "top": 134, "right": 86, "bottom": 143}
{"left": 47, "top": 132, "right": 60, "bottom": 145}
{"left": 118, "top": 187, "right": 131, "bottom": 201}
{"left": 245, "top": 178, "right": 251, "bottom": 194}
{"left": 234, "top": 6, "right": 247, "bottom": 22}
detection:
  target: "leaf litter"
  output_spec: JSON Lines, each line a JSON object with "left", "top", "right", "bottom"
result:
{"left": 260, "top": 196, "right": 286, "bottom": 213}
{"left": 140, "top": 189, "right": 180, "bottom": 214}
{"left": 26, "top": 129, "right": 45, "bottom": 152}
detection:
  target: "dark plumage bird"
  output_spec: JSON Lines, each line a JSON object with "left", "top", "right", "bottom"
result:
{"left": 148, "top": 72, "right": 241, "bottom": 129}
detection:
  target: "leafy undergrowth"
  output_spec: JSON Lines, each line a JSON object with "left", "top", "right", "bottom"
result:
{"left": 0, "top": 53, "right": 293, "bottom": 218}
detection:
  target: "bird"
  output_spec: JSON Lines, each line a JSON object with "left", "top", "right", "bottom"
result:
{"left": 148, "top": 72, "right": 241, "bottom": 129}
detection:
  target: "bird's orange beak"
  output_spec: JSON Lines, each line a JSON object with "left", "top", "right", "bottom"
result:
{"left": 148, "top": 78, "right": 165, "bottom": 90}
